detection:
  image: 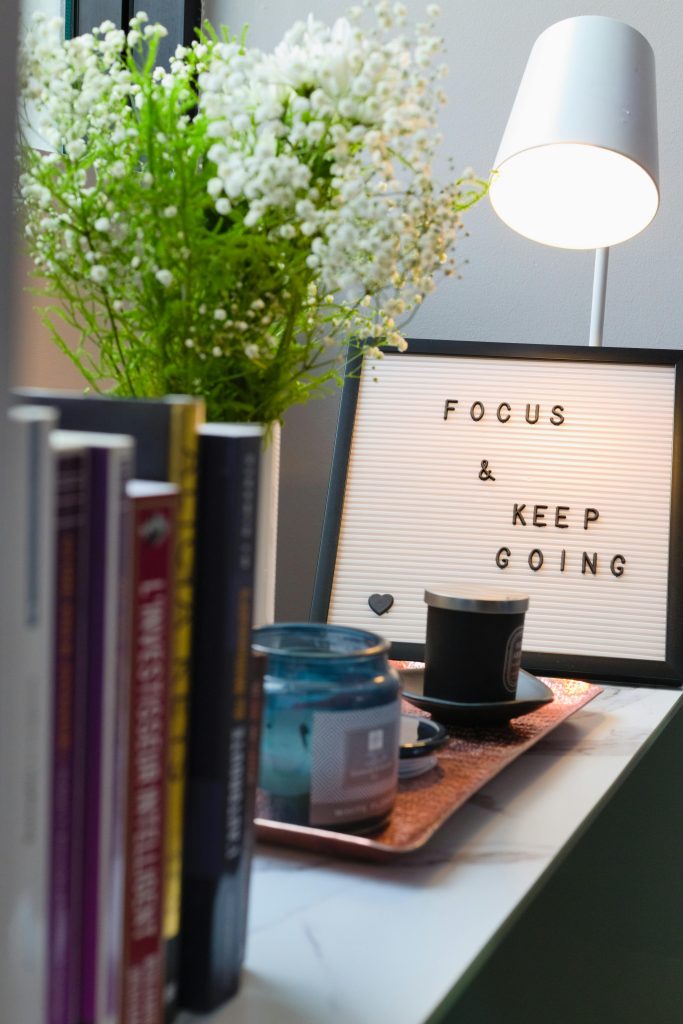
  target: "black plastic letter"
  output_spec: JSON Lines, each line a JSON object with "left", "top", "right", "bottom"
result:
{"left": 555, "top": 506, "right": 569, "bottom": 529}
{"left": 582, "top": 552, "right": 598, "bottom": 575}
{"left": 584, "top": 508, "right": 600, "bottom": 530}
{"left": 496, "top": 547, "right": 511, "bottom": 569}
{"left": 533, "top": 505, "right": 548, "bottom": 527}
{"left": 611, "top": 555, "right": 626, "bottom": 578}
{"left": 512, "top": 504, "right": 527, "bottom": 526}
{"left": 528, "top": 549, "right": 544, "bottom": 571}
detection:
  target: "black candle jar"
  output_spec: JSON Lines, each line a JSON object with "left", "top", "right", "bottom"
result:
{"left": 423, "top": 586, "right": 530, "bottom": 703}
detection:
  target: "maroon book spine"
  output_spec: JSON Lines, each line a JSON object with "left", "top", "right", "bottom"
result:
{"left": 122, "top": 484, "right": 178, "bottom": 1024}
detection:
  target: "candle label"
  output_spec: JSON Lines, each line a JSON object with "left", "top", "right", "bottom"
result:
{"left": 309, "top": 702, "right": 400, "bottom": 827}
{"left": 503, "top": 625, "right": 524, "bottom": 693}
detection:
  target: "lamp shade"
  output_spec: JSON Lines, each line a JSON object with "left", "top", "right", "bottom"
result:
{"left": 489, "top": 16, "right": 659, "bottom": 250}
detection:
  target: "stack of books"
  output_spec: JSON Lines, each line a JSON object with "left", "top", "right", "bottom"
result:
{"left": 1, "top": 391, "right": 265, "bottom": 1023}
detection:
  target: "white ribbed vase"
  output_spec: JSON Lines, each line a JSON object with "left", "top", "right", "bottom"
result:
{"left": 252, "top": 421, "right": 280, "bottom": 627}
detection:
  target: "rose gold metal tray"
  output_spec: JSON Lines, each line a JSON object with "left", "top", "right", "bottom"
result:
{"left": 254, "top": 678, "right": 602, "bottom": 862}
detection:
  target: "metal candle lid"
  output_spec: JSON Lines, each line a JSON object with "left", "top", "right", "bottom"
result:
{"left": 424, "top": 585, "right": 530, "bottom": 615}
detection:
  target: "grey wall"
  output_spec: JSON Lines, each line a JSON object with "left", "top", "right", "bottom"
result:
{"left": 202, "top": 0, "right": 683, "bottom": 619}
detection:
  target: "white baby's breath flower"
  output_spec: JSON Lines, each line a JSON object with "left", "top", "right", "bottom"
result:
{"left": 65, "top": 139, "right": 86, "bottom": 161}
{"left": 207, "top": 177, "right": 223, "bottom": 198}
{"left": 155, "top": 268, "right": 173, "bottom": 287}
{"left": 18, "top": 2, "right": 482, "bottom": 425}
{"left": 90, "top": 264, "right": 108, "bottom": 283}
{"left": 144, "top": 24, "right": 167, "bottom": 39}
{"left": 389, "top": 332, "right": 409, "bottom": 351}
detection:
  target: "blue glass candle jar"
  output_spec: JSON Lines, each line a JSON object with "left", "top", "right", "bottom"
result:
{"left": 253, "top": 623, "right": 401, "bottom": 834}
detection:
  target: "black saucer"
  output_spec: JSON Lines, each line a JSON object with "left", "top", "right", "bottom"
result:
{"left": 400, "top": 668, "right": 553, "bottom": 726}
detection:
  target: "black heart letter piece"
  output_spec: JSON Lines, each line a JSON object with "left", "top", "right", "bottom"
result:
{"left": 368, "top": 593, "right": 394, "bottom": 616}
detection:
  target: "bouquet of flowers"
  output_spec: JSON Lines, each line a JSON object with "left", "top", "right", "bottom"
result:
{"left": 19, "top": 3, "right": 485, "bottom": 422}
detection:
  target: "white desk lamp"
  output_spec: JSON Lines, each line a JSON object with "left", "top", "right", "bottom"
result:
{"left": 489, "top": 16, "right": 659, "bottom": 347}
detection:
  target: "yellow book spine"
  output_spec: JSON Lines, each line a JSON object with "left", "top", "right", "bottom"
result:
{"left": 163, "top": 397, "right": 205, "bottom": 945}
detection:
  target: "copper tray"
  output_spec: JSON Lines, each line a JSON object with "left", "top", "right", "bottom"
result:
{"left": 255, "top": 678, "right": 602, "bottom": 862}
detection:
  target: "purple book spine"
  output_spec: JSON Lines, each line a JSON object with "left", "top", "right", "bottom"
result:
{"left": 49, "top": 450, "right": 88, "bottom": 1024}
{"left": 80, "top": 446, "right": 108, "bottom": 1024}
{"left": 106, "top": 458, "right": 133, "bottom": 1020}
{"left": 79, "top": 440, "right": 133, "bottom": 1024}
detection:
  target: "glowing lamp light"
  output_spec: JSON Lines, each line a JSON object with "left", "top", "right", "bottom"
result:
{"left": 489, "top": 16, "right": 659, "bottom": 344}
{"left": 491, "top": 143, "right": 659, "bottom": 251}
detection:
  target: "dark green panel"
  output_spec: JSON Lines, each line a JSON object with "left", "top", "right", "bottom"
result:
{"left": 75, "top": 1, "right": 127, "bottom": 33}
{"left": 431, "top": 702, "right": 683, "bottom": 1024}
{"left": 131, "top": 0, "right": 202, "bottom": 66}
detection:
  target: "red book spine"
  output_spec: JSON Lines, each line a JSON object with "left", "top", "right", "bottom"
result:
{"left": 122, "top": 486, "right": 178, "bottom": 1024}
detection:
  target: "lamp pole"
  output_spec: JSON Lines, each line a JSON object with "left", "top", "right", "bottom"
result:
{"left": 588, "top": 247, "right": 610, "bottom": 347}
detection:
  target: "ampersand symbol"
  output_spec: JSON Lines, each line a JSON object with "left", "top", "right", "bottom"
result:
{"left": 479, "top": 460, "right": 496, "bottom": 482}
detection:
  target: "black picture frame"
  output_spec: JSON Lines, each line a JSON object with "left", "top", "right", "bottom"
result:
{"left": 71, "top": 1, "right": 203, "bottom": 62}
{"left": 311, "top": 340, "right": 683, "bottom": 687}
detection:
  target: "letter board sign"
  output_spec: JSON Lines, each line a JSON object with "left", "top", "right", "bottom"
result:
{"left": 312, "top": 341, "right": 683, "bottom": 685}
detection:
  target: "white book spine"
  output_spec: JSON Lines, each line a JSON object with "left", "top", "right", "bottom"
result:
{"left": 97, "top": 441, "right": 133, "bottom": 1024}
{"left": 0, "top": 406, "right": 57, "bottom": 1024}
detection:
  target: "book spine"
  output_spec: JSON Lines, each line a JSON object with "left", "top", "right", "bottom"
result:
{"left": 80, "top": 442, "right": 134, "bottom": 1024}
{"left": 49, "top": 449, "right": 88, "bottom": 1024}
{"left": 163, "top": 398, "right": 204, "bottom": 1019}
{"left": 0, "top": 406, "right": 57, "bottom": 1024}
{"left": 122, "top": 489, "right": 177, "bottom": 1024}
{"left": 178, "top": 429, "right": 261, "bottom": 1014}
{"left": 107, "top": 450, "right": 135, "bottom": 1024}
{"left": 237, "top": 650, "right": 266, "bottom": 960}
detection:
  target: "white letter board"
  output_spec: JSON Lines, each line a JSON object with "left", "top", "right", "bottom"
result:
{"left": 312, "top": 341, "right": 683, "bottom": 685}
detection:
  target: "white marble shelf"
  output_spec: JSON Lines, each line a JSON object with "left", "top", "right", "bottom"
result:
{"left": 179, "top": 684, "right": 681, "bottom": 1024}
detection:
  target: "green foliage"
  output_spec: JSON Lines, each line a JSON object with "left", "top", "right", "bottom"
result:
{"left": 19, "top": 11, "right": 486, "bottom": 422}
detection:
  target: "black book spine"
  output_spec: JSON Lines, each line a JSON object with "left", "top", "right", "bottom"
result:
{"left": 178, "top": 428, "right": 261, "bottom": 1014}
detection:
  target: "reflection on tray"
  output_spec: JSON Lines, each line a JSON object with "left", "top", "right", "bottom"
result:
{"left": 255, "top": 678, "right": 601, "bottom": 862}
